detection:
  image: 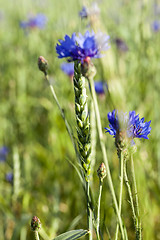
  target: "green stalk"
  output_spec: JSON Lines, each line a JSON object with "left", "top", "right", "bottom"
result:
{"left": 44, "top": 72, "right": 86, "bottom": 187}
{"left": 86, "top": 181, "right": 93, "bottom": 240}
{"left": 124, "top": 159, "right": 139, "bottom": 239}
{"left": 90, "top": 102, "right": 97, "bottom": 181}
{"left": 131, "top": 154, "right": 142, "bottom": 240}
{"left": 13, "top": 147, "right": 20, "bottom": 199}
{"left": 115, "top": 151, "right": 124, "bottom": 240}
{"left": 88, "top": 76, "right": 125, "bottom": 239}
{"left": 33, "top": 231, "right": 40, "bottom": 240}
{"left": 96, "top": 180, "right": 103, "bottom": 240}
{"left": 45, "top": 72, "right": 86, "bottom": 174}
{"left": 45, "top": 73, "right": 75, "bottom": 148}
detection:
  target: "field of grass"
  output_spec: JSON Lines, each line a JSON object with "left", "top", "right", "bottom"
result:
{"left": 0, "top": 0, "right": 160, "bottom": 239}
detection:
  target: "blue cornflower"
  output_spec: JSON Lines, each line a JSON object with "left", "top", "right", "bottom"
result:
{"left": 20, "top": 13, "right": 47, "bottom": 29}
{"left": 0, "top": 146, "right": 9, "bottom": 162}
{"left": 115, "top": 38, "right": 128, "bottom": 52}
{"left": 105, "top": 110, "right": 151, "bottom": 142}
{"left": 105, "top": 110, "right": 120, "bottom": 137}
{"left": 94, "top": 81, "right": 108, "bottom": 94}
{"left": 6, "top": 172, "right": 13, "bottom": 183}
{"left": 79, "top": 6, "right": 88, "bottom": 18}
{"left": 79, "top": 3, "right": 100, "bottom": 19}
{"left": 128, "top": 111, "right": 151, "bottom": 139}
{"left": 61, "top": 62, "right": 74, "bottom": 77}
{"left": 20, "top": 21, "right": 28, "bottom": 29}
{"left": 56, "top": 31, "right": 110, "bottom": 62}
{"left": 151, "top": 20, "right": 160, "bottom": 32}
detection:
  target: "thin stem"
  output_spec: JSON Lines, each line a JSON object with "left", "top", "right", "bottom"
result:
{"left": 33, "top": 231, "right": 40, "bottom": 240}
{"left": 45, "top": 73, "right": 84, "bottom": 169}
{"left": 86, "top": 181, "right": 93, "bottom": 240}
{"left": 131, "top": 155, "right": 139, "bottom": 217}
{"left": 96, "top": 181, "right": 103, "bottom": 240}
{"left": 90, "top": 102, "right": 97, "bottom": 181}
{"left": 45, "top": 74, "right": 75, "bottom": 146}
{"left": 131, "top": 154, "right": 142, "bottom": 240}
{"left": 88, "top": 77, "right": 125, "bottom": 239}
{"left": 115, "top": 151, "right": 124, "bottom": 240}
{"left": 13, "top": 147, "right": 20, "bottom": 200}
{"left": 124, "top": 159, "right": 139, "bottom": 238}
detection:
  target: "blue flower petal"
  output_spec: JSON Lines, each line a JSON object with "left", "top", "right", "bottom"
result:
{"left": 0, "top": 146, "right": 9, "bottom": 162}
{"left": 56, "top": 31, "right": 110, "bottom": 62}
{"left": 61, "top": 62, "right": 74, "bottom": 77}
{"left": 105, "top": 110, "right": 151, "bottom": 142}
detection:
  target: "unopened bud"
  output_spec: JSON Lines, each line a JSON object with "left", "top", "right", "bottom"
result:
{"left": 97, "top": 162, "right": 106, "bottom": 181}
{"left": 81, "top": 57, "right": 96, "bottom": 79}
{"left": 115, "top": 130, "right": 129, "bottom": 159}
{"left": 38, "top": 56, "right": 48, "bottom": 74}
{"left": 31, "top": 216, "right": 41, "bottom": 232}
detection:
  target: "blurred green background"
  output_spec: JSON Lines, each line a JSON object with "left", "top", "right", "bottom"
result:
{"left": 0, "top": 0, "right": 160, "bottom": 239}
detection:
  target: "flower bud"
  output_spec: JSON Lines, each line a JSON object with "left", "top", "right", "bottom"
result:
{"left": 31, "top": 216, "right": 41, "bottom": 232}
{"left": 115, "top": 130, "right": 130, "bottom": 159}
{"left": 97, "top": 162, "right": 107, "bottom": 181}
{"left": 38, "top": 56, "right": 48, "bottom": 74}
{"left": 81, "top": 58, "right": 96, "bottom": 79}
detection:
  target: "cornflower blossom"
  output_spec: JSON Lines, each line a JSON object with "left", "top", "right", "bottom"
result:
{"left": 79, "top": 6, "right": 88, "bottom": 18}
{"left": 5, "top": 172, "right": 13, "bottom": 183}
{"left": 79, "top": 2, "right": 100, "bottom": 19}
{"left": 20, "top": 13, "right": 47, "bottom": 29}
{"left": 60, "top": 62, "right": 74, "bottom": 78}
{"left": 151, "top": 20, "right": 160, "bottom": 32}
{"left": 94, "top": 81, "right": 108, "bottom": 94}
{"left": 115, "top": 38, "right": 128, "bottom": 52}
{"left": 105, "top": 110, "right": 151, "bottom": 143}
{"left": 0, "top": 146, "right": 9, "bottom": 162}
{"left": 56, "top": 31, "right": 110, "bottom": 62}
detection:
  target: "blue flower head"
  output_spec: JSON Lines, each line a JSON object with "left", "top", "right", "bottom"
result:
{"left": 6, "top": 172, "right": 13, "bottom": 183}
{"left": 20, "top": 13, "right": 47, "bottom": 29}
{"left": 105, "top": 110, "right": 151, "bottom": 144}
{"left": 79, "top": 3, "right": 100, "bottom": 19}
{"left": 61, "top": 62, "right": 74, "bottom": 77}
{"left": 79, "top": 6, "right": 88, "bottom": 18}
{"left": 115, "top": 38, "right": 128, "bottom": 52}
{"left": 0, "top": 146, "right": 9, "bottom": 162}
{"left": 151, "top": 20, "right": 160, "bottom": 32}
{"left": 56, "top": 31, "right": 110, "bottom": 62}
{"left": 94, "top": 81, "right": 108, "bottom": 94}
{"left": 128, "top": 111, "right": 151, "bottom": 139}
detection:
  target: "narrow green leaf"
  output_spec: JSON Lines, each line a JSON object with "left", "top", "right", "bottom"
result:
{"left": 53, "top": 229, "right": 89, "bottom": 240}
